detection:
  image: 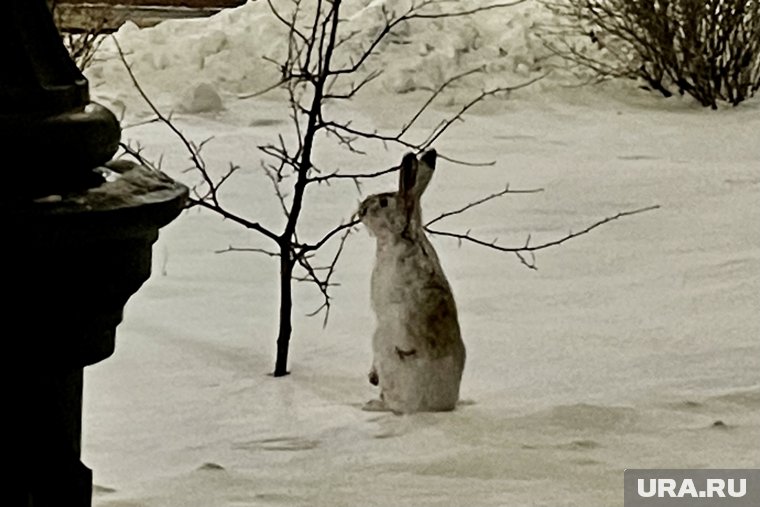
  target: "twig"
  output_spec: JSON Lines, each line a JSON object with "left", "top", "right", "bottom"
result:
{"left": 398, "top": 66, "right": 485, "bottom": 139}
{"left": 299, "top": 220, "right": 360, "bottom": 253}
{"left": 330, "top": 0, "right": 527, "bottom": 76}
{"left": 112, "top": 37, "right": 216, "bottom": 201}
{"left": 215, "top": 246, "right": 281, "bottom": 257}
{"left": 189, "top": 199, "right": 281, "bottom": 243}
{"left": 420, "top": 73, "right": 548, "bottom": 150}
{"left": 308, "top": 165, "right": 400, "bottom": 185}
{"left": 425, "top": 184, "right": 544, "bottom": 228}
{"left": 296, "top": 225, "right": 353, "bottom": 326}
{"left": 426, "top": 205, "right": 660, "bottom": 269}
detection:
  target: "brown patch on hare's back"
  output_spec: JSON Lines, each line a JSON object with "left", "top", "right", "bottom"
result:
{"left": 417, "top": 285, "right": 461, "bottom": 358}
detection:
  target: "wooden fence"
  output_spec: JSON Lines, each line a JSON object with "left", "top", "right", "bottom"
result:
{"left": 52, "top": 0, "right": 248, "bottom": 32}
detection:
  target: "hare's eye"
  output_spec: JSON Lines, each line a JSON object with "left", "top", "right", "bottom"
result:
{"left": 379, "top": 197, "right": 388, "bottom": 208}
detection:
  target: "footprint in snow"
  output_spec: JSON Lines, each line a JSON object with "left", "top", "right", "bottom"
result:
{"left": 617, "top": 154, "right": 659, "bottom": 161}
{"left": 710, "top": 420, "right": 732, "bottom": 430}
{"left": 556, "top": 439, "right": 602, "bottom": 451}
{"left": 234, "top": 436, "right": 320, "bottom": 451}
{"left": 197, "top": 462, "right": 225, "bottom": 471}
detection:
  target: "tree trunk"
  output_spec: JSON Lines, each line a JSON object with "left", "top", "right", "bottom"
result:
{"left": 273, "top": 251, "right": 293, "bottom": 377}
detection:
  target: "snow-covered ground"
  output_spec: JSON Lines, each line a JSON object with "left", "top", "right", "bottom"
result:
{"left": 81, "top": 2, "right": 759, "bottom": 506}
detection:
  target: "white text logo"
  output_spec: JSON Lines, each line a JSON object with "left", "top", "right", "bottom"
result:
{"left": 637, "top": 478, "right": 747, "bottom": 499}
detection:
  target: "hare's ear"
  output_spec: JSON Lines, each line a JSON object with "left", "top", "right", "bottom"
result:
{"left": 399, "top": 152, "right": 419, "bottom": 199}
{"left": 414, "top": 149, "right": 437, "bottom": 197}
{"left": 399, "top": 150, "right": 437, "bottom": 199}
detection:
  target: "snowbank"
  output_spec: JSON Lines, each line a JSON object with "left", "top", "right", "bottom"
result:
{"left": 86, "top": 0, "right": 558, "bottom": 116}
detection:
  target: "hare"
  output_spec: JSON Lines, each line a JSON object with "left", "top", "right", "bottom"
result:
{"left": 357, "top": 150, "right": 465, "bottom": 414}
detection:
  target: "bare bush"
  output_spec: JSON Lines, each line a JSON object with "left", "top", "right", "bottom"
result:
{"left": 541, "top": 0, "right": 760, "bottom": 108}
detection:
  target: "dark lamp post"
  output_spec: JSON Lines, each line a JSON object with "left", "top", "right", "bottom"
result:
{"left": 2, "top": 0, "right": 121, "bottom": 196}
{"left": 2, "top": 1, "right": 188, "bottom": 505}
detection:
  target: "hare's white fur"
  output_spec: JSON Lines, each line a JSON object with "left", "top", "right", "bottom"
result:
{"left": 358, "top": 150, "right": 465, "bottom": 414}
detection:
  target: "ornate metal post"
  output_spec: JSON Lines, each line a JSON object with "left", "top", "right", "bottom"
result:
{"left": 1, "top": 1, "right": 188, "bottom": 505}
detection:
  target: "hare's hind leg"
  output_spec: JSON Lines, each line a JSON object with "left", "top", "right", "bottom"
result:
{"left": 423, "top": 355, "right": 463, "bottom": 411}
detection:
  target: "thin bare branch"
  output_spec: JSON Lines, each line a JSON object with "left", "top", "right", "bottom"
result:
{"left": 426, "top": 205, "right": 660, "bottom": 268}
{"left": 119, "top": 141, "right": 160, "bottom": 172}
{"left": 266, "top": 0, "right": 309, "bottom": 43}
{"left": 399, "top": 66, "right": 485, "bottom": 138}
{"left": 215, "top": 246, "right": 281, "bottom": 257}
{"left": 189, "top": 198, "right": 281, "bottom": 243}
{"left": 121, "top": 116, "right": 163, "bottom": 130}
{"left": 237, "top": 78, "right": 290, "bottom": 100}
{"left": 308, "top": 164, "right": 399, "bottom": 185}
{"left": 296, "top": 226, "right": 353, "bottom": 327}
{"left": 215, "top": 163, "right": 241, "bottom": 191}
{"left": 262, "top": 161, "right": 292, "bottom": 219}
{"left": 330, "top": 0, "right": 526, "bottom": 76}
{"left": 316, "top": 68, "right": 544, "bottom": 167}
{"left": 324, "top": 69, "right": 383, "bottom": 100}
{"left": 299, "top": 220, "right": 360, "bottom": 254}
{"left": 425, "top": 184, "right": 545, "bottom": 228}
{"left": 420, "top": 73, "right": 548, "bottom": 150}
{"left": 113, "top": 37, "right": 218, "bottom": 203}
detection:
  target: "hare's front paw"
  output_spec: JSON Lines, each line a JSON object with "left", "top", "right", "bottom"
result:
{"left": 362, "top": 398, "right": 390, "bottom": 412}
{"left": 368, "top": 367, "right": 379, "bottom": 386}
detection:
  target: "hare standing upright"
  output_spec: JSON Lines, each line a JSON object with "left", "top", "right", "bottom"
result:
{"left": 357, "top": 150, "right": 465, "bottom": 414}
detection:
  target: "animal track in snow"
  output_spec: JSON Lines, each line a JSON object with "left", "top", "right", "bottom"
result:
{"left": 234, "top": 436, "right": 320, "bottom": 451}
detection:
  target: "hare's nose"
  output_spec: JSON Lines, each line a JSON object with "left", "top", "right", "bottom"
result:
{"left": 357, "top": 205, "right": 367, "bottom": 218}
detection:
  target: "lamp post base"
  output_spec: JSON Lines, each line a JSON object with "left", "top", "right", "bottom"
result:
{"left": 7, "top": 162, "right": 187, "bottom": 506}
{"left": 15, "top": 368, "right": 92, "bottom": 507}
